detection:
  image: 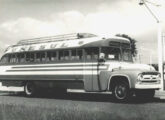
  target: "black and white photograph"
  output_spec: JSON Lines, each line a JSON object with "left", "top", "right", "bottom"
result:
{"left": 0, "top": 0, "right": 165, "bottom": 120}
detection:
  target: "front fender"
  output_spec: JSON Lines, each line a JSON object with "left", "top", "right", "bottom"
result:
{"left": 99, "top": 71, "right": 136, "bottom": 91}
{"left": 108, "top": 74, "right": 132, "bottom": 90}
{"left": 108, "top": 69, "right": 142, "bottom": 90}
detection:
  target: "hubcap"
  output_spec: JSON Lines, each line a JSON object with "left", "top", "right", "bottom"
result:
{"left": 25, "top": 83, "right": 33, "bottom": 95}
{"left": 115, "top": 84, "right": 127, "bottom": 100}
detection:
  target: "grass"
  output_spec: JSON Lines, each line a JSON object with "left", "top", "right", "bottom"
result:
{"left": 0, "top": 94, "right": 165, "bottom": 120}
{"left": 0, "top": 102, "right": 113, "bottom": 120}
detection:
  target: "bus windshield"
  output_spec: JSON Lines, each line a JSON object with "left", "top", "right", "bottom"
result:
{"left": 101, "top": 47, "right": 121, "bottom": 61}
{"left": 122, "top": 49, "right": 133, "bottom": 62}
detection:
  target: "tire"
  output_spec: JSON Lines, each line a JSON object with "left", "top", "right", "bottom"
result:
{"left": 24, "top": 82, "right": 36, "bottom": 97}
{"left": 135, "top": 90, "right": 155, "bottom": 99}
{"left": 112, "top": 81, "right": 130, "bottom": 101}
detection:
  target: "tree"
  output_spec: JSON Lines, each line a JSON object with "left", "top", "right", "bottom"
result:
{"left": 116, "top": 34, "right": 137, "bottom": 57}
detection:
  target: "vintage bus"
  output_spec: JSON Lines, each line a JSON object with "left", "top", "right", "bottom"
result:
{"left": 0, "top": 33, "right": 161, "bottom": 101}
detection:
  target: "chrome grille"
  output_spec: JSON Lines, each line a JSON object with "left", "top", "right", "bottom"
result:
{"left": 139, "top": 72, "right": 160, "bottom": 84}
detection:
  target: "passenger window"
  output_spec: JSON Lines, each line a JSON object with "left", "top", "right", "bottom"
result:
{"left": 26, "top": 53, "right": 30, "bottom": 62}
{"left": 35, "top": 52, "right": 46, "bottom": 62}
{"left": 30, "top": 53, "right": 35, "bottom": 62}
{"left": 71, "top": 50, "right": 76, "bottom": 60}
{"left": 92, "top": 48, "right": 99, "bottom": 59}
{"left": 20, "top": 54, "right": 25, "bottom": 63}
{"left": 64, "top": 51, "right": 69, "bottom": 60}
{"left": 17, "top": 53, "right": 25, "bottom": 63}
{"left": 51, "top": 51, "right": 58, "bottom": 61}
{"left": 0, "top": 55, "right": 9, "bottom": 63}
{"left": 47, "top": 51, "right": 51, "bottom": 61}
{"left": 85, "top": 48, "right": 92, "bottom": 60}
{"left": 10, "top": 54, "right": 17, "bottom": 63}
{"left": 85, "top": 47, "right": 99, "bottom": 60}
{"left": 101, "top": 47, "right": 121, "bottom": 60}
{"left": 36, "top": 53, "right": 41, "bottom": 62}
{"left": 59, "top": 51, "right": 64, "bottom": 60}
{"left": 46, "top": 51, "right": 58, "bottom": 62}
{"left": 77, "top": 49, "right": 83, "bottom": 60}
{"left": 41, "top": 52, "right": 46, "bottom": 62}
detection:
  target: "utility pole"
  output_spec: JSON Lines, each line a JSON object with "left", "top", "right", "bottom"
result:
{"left": 139, "top": 0, "right": 164, "bottom": 90}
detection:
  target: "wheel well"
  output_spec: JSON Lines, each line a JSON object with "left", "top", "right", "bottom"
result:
{"left": 23, "top": 81, "right": 28, "bottom": 86}
{"left": 23, "top": 81, "right": 34, "bottom": 86}
{"left": 109, "top": 76, "right": 130, "bottom": 91}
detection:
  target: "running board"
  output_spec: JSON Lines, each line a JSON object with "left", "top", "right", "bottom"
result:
{"left": 67, "top": 89, "right": 112, "bottom": 94}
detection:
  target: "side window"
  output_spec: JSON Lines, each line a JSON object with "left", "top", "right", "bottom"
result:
{"left": 51, "top": 51, "right": 58, "bottom": 61}
{"left": 35, "top": 52, "right": 46, "bottom": 62}
{"left": 71, "top": 50, "right": 76, "bottom": 60}
{"left": 10, "top": 54, "right": 17, "bottom": 63}
{"left": 47, "top": 51, "right": 51, "bottom": 61}
{"left": 17, "top": 53, "right": 25, "bottom": 63}
{"left": 26, "top": 53, "right": 31, "bottom": 62}
{"left": 30, "top": 53, "right": 35, "bottom": 62}
{"left": 41, "top": 52, "right": 46, "bottom": 62}
{"left": 85, "top": 48, "right": 92, "bottom": 60}
{"left": 0, "top": 55, "right": 9, "bottom": 64}
{"left": 64, "top": 50, "right": 69, "bottom": 60}
{"left": 77, "top": 49, "right": 83, "bottom": 60}
{"left": 26, "top": 53, "right": 35, "bottom": 62}
{"left": 59, "top": 50, "right": 64, "bottom": 60}
{"left": 85, "top": 47, "right": 99, "bottom": 60}
{"left": 36, "top": 52, "right": 41, "bottom": 62}
{"left": 20, "top": 53, "right": 25, "bottom": 63}
{"left": 92, "top": 47, "right": 99, "bottom": 60}
{"left": 46, "top": 51, "right": 58, "bottom": 62}
{"left": 101, "top": 47, "right": 121, "bottom": 60}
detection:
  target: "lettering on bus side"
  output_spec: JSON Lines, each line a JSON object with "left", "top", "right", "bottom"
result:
{"left": 61, "top": 43, "right": 68, "bottom": 48}
{"left": 5, "top": 47, "right": 11, "bottom": 52}
{"left": 78, "top": 41, "right": 84, "bottom": 45}
{"left": 28, "top": 46, "right": 35, "bottom": 51}
{"left": 39, "top": 45, "right": 46, "bottom": 50}
{"left": 19, "top": 47, "right": 26, "bottom": 52}
{"left": 50, "top": 44, "right": 57, "bottom": 49}
{"left": 12, "top": 47, "right": 17, "bottom": 52}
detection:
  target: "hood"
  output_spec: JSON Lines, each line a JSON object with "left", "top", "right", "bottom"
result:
{"left": 121, "top": 62, "right": 155, "bottom": 71}
{"left": 107, "top": 62, "right": 155, "bottom": 72}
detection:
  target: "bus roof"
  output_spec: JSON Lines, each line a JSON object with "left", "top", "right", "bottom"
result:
{"left": 4, "top": 33, "right": 130, "bottom": 54}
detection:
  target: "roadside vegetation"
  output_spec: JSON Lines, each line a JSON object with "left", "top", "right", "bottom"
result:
{"left": 0, "top": 93, "right": 164, "bottom": 120}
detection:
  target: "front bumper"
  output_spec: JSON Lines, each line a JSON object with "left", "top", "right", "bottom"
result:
{"left": 135, "top": 83, "right": 161, "bottom": 89}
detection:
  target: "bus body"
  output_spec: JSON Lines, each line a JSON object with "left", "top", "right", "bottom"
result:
{"left": 0, "top": 33, "right": 161, "bottom": 100}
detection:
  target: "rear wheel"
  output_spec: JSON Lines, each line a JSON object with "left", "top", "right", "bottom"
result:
{"left": 112, "top": 82, "right": 130, "bottom": 101}
{"left": 24, "top": 82, "right": 36, "bottom": 97}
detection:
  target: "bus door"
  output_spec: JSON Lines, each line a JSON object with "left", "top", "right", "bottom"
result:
{"left": 84, "top": 47, "right": 100, "bottom": 92}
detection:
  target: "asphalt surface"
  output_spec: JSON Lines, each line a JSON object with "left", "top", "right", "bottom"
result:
{"left": 0, "top": 92, "right": 165, "bottom": 120}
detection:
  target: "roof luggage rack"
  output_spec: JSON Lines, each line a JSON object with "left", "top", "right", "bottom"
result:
{"left": 17, "top": 33, "right": 97, "bottom": 45}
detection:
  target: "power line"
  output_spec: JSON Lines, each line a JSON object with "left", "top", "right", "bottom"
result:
{"left": 139, "top": 0, "right": 160, "bottom": 23}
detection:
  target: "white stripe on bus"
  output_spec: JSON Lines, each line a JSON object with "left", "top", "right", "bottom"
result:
{"left": 11, "top": 66, "right": 107, "bottom": 70}
{"left": 1, "top": 70, "right": 98, "bottom": 75}
{"left": 10, "top": 62, "right": 99, "bottom": 67}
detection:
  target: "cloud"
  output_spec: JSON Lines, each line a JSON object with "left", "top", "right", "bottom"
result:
{"left": 0, "top": 0, "right": 165, "bottom": 63}
{"left": 0, "top": 17, "right": 63, "bottom": 56}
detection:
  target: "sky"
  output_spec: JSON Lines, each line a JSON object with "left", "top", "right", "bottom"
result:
{"left": 0, "top": 0, "right": 165, "bottom": 64}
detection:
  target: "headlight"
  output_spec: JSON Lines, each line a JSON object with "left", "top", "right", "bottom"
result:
{"left": 157, "top": 73, "right": 161, "bottom": 79}
{"left": 137, "top": 73, "right": 143, "bottom": 81}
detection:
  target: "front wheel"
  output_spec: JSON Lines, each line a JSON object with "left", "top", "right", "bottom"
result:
{"left": 24, "top": 82, "right": 36, "bottom": 97}
{"left": 112, "top": 82, "right": 130, "bottom": 101}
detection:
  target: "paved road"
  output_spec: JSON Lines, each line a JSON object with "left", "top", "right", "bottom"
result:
{"left": 0, "top": 92, "right": 165, "bottom": 120}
